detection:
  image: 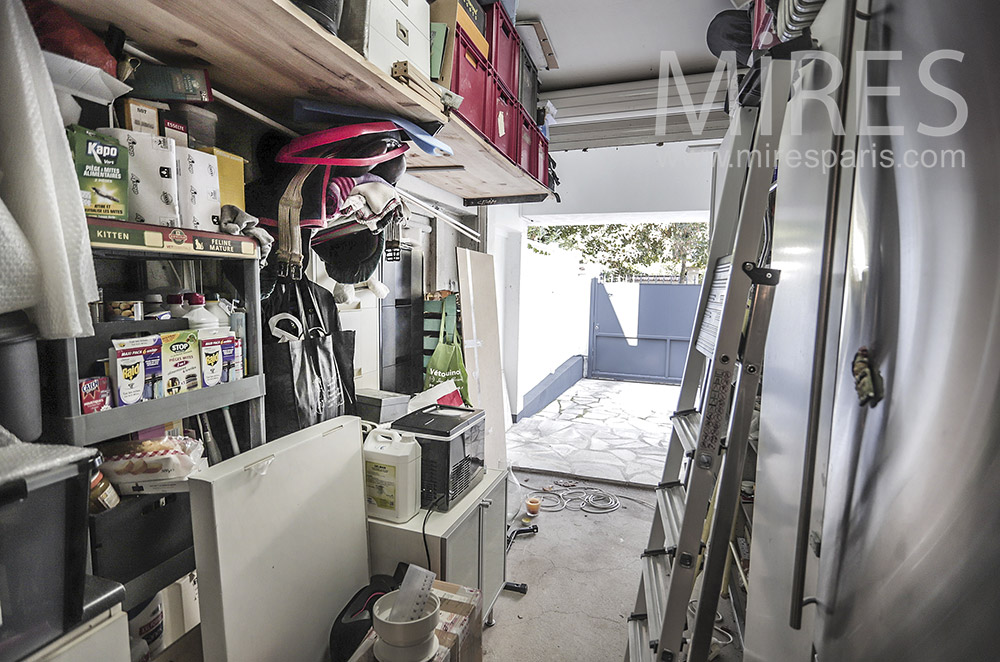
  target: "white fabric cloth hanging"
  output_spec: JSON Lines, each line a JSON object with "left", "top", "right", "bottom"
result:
{"left": 0, "top": 197, "right": 42, "bottom": 315}
{"left": 0, "top": 0, "right": 98, "bottom": 338}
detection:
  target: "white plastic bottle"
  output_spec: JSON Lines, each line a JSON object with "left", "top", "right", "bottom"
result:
{"left": 166, "top": 294, "right": 187, "bottom": 319}
{"left": 363, "top": 429, "right": 422, "bottom": 523}
{"left": 204, "top": 293, "right": 231, "bottom": 330}
{"left": 183, "top": 294, "right": 220, "bottom": 330}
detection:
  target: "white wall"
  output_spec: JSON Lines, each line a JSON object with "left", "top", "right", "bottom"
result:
{"left": 524, "top": 142, "right": 715, "bottom": 217}
{"left": 485, "top": 205, "right": 525, "bottom": 417}
{"left": 514, "top": 241, "right": 601, "bottom": 412}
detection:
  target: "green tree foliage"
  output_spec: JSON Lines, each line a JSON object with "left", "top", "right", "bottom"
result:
{"left": 527, "top": 223, "right": 710, "bottom": 281}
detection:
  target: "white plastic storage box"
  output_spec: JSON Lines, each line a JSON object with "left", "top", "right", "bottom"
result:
{"left": 340, "top": 0, "right": 432, "bottom": 79}
{"left": 98, "top": 128, "right": 181, "bottom": 227}
{"left": 356, "top": 388, "right": 410, "bottom": 423}
{"left": 175, "top": 146, "right": 221, "bottom": 231}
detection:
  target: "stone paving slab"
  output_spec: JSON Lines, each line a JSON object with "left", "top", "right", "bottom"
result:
{"left": 507, "top": 378, "right": 681, "bottom": 486}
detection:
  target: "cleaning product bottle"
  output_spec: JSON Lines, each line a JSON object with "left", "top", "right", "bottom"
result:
{"left": 182, "top": 292, "right": 197, "bottom": 312}
{"left": 363, "top": 429, "right": 421, "bottom": 523}
{"left": 183, "top": 294, "right": 220, "bottom": 330}
{"left": 204, "top": 293, "right": 230, "bottom": 329}
{"left": 229, "top": 299, "right": 247, "bottom": 344}
{"left": 167, "top": 294, "right": 187, "bottom": 318}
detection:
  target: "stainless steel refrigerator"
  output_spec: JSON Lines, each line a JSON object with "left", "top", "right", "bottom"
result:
{"left": 745, "top": 1, "right": 1000, "bottom": 660}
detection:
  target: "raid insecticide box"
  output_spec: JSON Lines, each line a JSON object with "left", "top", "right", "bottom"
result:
{"left": 67, "top": 124, "right": 128, "bottom": 220}
{"left": 198, "top": 329, "right": 236, "bottom": 387}
{"left": 108, "top": 336, "right": 163, "bottom": 406}
{"left": 160, "top": 330, "right": 202, "bottom": 396}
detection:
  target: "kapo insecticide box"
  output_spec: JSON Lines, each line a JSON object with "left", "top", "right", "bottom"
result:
{"left": 67, "top": 125, "right": 128, "bottom": 220}
{"left": 108, "top": 336, "right": 163, "bottom": 406}
{"left": 160, "top": 331, "right": 202, "bottom": 396}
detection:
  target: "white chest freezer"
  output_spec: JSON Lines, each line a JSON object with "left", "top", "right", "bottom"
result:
{"left": 189, "top": 416, "right": 370, "bottom": 662}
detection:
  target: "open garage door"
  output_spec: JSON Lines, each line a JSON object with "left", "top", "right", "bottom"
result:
{"left": 588, "top": 279, "right": 700, "bottom": 384}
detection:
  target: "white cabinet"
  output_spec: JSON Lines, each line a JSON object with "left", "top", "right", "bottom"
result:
{"left": 189, "top": 416, "right": 370, "bottom": 662}
{"left": 340, "top": 0, "right": 433, "bottom": 79}
{"left": 368, "top": 469, "right": 508, "bottom": 621}
{"left": 23, "top": 606, "right": 130, "bottom": 662}
{"left": 339, "top": 290, "right": 381, "bottom": 390}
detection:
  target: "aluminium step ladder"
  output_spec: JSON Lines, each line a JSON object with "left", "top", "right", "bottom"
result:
{"left": 626, "top": 59, "right": 794, "bottom": 662}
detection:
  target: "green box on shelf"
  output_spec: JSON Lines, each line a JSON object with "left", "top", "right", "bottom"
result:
{"left": 67, "top": 125, "right": 129, "bottom": 221}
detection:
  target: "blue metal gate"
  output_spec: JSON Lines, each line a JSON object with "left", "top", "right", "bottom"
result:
{"left": 588, "top": 279, "right": 700, "bottom": 384}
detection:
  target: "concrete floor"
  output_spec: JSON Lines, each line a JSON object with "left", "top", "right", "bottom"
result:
{"left": 483, "top": 470, "right": 655, "bottom": 661}
{"left": 483, "top": 470, "right": 745, "bottom": 662}
{"left": 507, "top": 380, "right": 682, "bottom": 486}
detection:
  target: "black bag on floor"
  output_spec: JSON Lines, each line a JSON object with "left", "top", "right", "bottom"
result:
{"left": 262, "top": 279, "right": 356, "bottom": 441}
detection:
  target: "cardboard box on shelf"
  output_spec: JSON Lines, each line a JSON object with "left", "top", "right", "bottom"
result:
{"left": 199, "top": 329, "right": 237, "bottom": 388}
{"left": 126, "top": 63, "right": 212, "bottom": 103}
{"left": 160, "top": 330, "right": 202, "bottom": 396}
{"left": 67, "top": 125, "right": 128, "bottom": 221}
{"left": 79, "top": 376, "right": 112, "bottom": 414}
{"left": 162, "top": 118, "right": 189, "bottom": 147}
{"left": 196, "top": 147, "right": 246, "bottom": 209}
{"left": 431, "top": 0, "right": 489, "bottom": 89}
{"left": 122, "top": 98, "right": 160, "bottom": 136}
{"left": 108, "top": 336, "right": 163, "bottom": 407}
{"left": 98, "top": 128, "right": 181, "bottom": 227}
{"left": 175, "top": 146, "right": 221, "bottom": 231}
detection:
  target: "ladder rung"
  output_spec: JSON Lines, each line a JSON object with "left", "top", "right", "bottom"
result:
{"left": 641, "top": 552, "right": 670, "bottom": 632}
{"left": 627, "top": 615, "right": 653, "bottom": 662}
{"left": 671, "top": 410, "right": 702, "bottom": 456}
{"left": 656, "top": 483, "right": 686, "bottom": 548}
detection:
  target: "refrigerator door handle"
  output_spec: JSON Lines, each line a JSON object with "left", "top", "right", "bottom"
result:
{"left": 789, "top": 0, "right": 861, "bottom": 631}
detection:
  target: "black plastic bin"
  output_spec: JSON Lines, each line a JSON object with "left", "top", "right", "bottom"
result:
{"left": 0, "top": 312, "right": 42, "bottom": 442}
{"left": 0, "top": 459, "right": 90, "bottom": 661}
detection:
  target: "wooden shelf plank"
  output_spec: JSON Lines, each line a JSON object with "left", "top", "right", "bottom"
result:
{"left": 54, "top": 0, "right": 446, "bottom": 126}
{"left": 407, "top": 116, "right": 551, "bottom": 200}
{"left": 55, "top": 0, "right": 550, "bottom": 200}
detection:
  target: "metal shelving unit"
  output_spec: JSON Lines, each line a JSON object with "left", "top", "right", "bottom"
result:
{"left": 39, "top": 218, "right": 267, "bottom": 617}
{"left": 41, "top": 219, "right": 265, "bottom": 448}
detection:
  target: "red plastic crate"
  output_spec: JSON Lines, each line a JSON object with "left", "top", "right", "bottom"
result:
{"left": 451, "top": 27, "right": 490, "bottom": 136}
{"left": 490, "top": 75, "right": 519, "bottom": 162}
{"left": 485, "top": 2, "right": 519, "bottom": 95}
{"left": 518, "top": 108, "right": 534, "bottom": 173}
{"left": 533, "top": 125, "right": 549, "bottom": 186}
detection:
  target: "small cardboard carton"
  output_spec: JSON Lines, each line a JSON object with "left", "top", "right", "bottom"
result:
{"left": 122, "top": 98, "right": 160, "bottom": 136}
{"left": 176, "top": 146, "right": 221, "bottom": 231}
{"left": 98, "top": 128, "right": 181, "bottom": 227}
{"left": 79, "top": 376, "right": 112, "bottom": 414}
{"left": 199, "top": 329, "right": 236, "bottom": 387}
{"left": 197, "top": 146, "right": 246, "bottom": 210}
{"left": 67, "top": 124, "right": 128, "bottom": 220}
{"left": 160, "top": 330, "right": 202, "bottom": 396}
{"left": 109, "top": 336, "right": 163, "bottom": 406}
